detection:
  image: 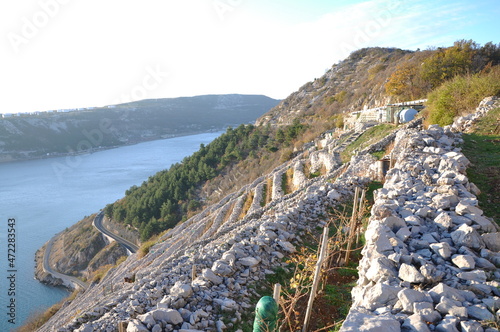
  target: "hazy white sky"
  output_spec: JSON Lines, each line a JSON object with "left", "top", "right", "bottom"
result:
{"left": 1, "top": 0, "right": 499, "bottom": 114}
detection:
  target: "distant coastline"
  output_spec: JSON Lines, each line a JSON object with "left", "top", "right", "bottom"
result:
{"left": 0, "top": 94, "right": 281, "bottom": 164}
{"left": 0, "top": 128, "right": 225, "bottom": 164}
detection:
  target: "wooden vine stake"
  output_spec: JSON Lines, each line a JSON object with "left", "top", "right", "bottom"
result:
{"left": 302, "top": 227, "right": 329, "bottom": 332}
{"left": 355, "top": 189, "right": 366, "bottom": 245}
{"left": 344, "top": 187, "right": 360, "bottom": 265}
{"left": 191, "top": 265, "right": 197, "bottom": 281}
{"left": 273, "top": 283, "right": 281, "bottom": 304}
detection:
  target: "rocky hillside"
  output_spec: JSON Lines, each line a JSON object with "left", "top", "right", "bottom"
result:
{"left": 257, "top": 42, "right": 500, "bottom": 130}
{"left": 36, "top": 97, "right": 499, "bottom": 332}
{"left": 256, "top": 47, "right": 412, "bottom": 128}
{"left": 0, "top": 94, "right": 279, "bottom": 162}
{"left": 35, "top": 110, "right": 394, "bottom": 331}
{"left": 32, "top": 44, "right": 500, "bottom": 331}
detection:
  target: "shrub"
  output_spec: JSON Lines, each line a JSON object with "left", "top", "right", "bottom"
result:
{"left": 138, "top": 238, "right": 157, "bottom": 258}
{"left": 325, "top": 91, "right": 347, "bottom": 105}
{"left": 425, "top": 66, "right": 500, "bottom": 126}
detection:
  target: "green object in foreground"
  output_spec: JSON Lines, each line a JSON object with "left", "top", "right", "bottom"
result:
{"left": 253, "top": 296, "right": 278, "bottom": 332}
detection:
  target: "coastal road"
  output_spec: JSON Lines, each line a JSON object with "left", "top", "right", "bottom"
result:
{"left": 43, "top": 236, "right": 89, "bottom": 290}
{"left": 93, "top": 212, "right": 139, "bottom": 254}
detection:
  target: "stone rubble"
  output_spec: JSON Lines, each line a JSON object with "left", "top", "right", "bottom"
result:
{"left": 341, "top": 97, "right": 500, "bottom": 332}
{"left": 38, "top": 97, "right": 499, "bottom": 332}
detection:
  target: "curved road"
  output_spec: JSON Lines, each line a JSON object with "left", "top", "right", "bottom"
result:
{"left": 41, "top": 211, "right": 137, "bottom": 292}
{"left": 43, "top": 236, "right": 89, "bottom": 290}
{"left": 93, "top": 212, "right": 139, "bottom": 254}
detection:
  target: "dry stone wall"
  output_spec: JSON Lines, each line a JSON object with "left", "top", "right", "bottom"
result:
{"left": 341, "top": 100, "right": 500, "bottom": 332}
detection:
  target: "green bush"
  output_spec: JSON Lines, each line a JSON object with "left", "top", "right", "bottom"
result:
{"left": 426, "top": 66, "right": 500, "bottom": 126}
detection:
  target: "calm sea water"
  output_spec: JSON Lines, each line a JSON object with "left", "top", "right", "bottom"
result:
{"left": 0, "top": 132, "right": 222, "bottom": 331}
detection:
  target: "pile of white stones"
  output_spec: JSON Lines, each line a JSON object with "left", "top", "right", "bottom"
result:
{"left": 341, "top": 103, "right": 500, "bottom": 332}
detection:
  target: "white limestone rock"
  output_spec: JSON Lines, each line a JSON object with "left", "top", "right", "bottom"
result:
{"left": 365, "top": 256, "right": 398, "bottom": 283}
{"left": 429, "top": 283, "right": 469, "bottom": 303}
{"left": 451, "top": 255, "right": 475, "bottom": 270}
{"left": 456, "top": 270, "right": 487, "bottom": 283}
{"left": 434, "top": 212, "right": 454, "bottom": 229}
{"left": 170, "top": 281, "right": 194, "bottom": 298}
{"left": 340, "top": 307, "right": 401, "bottom": 332}
{"left": 152, "top": 308, "right": 184, "bottom": 325}
{"left": 358, "top": 283, "right": 402, "bottom": 310}
{"left": 456, "top": 202, "right": 483, "bottom": 216}
{"left": 468, "top": 304, "right": 495, "bottom": 321}
{"left": 212, "top": 260, "right": 234, "bottom": 276}
{"left": 399, "top": 263, "right": 425, "bottom": 284}
{"left": 398, "top": 288, "right": 433, "bottom": 313}
{"left": 430, "top": 242, "right": 453, "bottom": 260}
{"left": 466, "top": 214, "right": 497, "bottom": 232}
{"left": 278, "top": 240, "right": 296, "bottom": 253}
{"left": 435, "top": 315, "right": 460, "bottom": 332}
{"left": 238, "top": 257, "right": 260, "bottom": 267}
{"left": 451, "top": 224, "right": 485, "bottom": 250}
{"left": 137, "top": 312, "right": 156, "bottom": 326}
{"left": 382, "top": 216, "right": 406, "bottom": 232}
{"left": 435, "top": 296, "right": 463, "bottom": 315}
{"left": 402, "top": 314, "right": 431, "bottom": 332}
{"left": 201, "top": 268, "right": 223, "bottom": 285}
{"left": 127, "top": 320, "right": 149, "bottom": 332}
{"left": 214, "top": 298, "right": 238, "bottom": 312}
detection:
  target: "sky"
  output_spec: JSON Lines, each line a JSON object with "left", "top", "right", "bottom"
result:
{"left": 1, "top": 0, "right": 499, "bottom": 114}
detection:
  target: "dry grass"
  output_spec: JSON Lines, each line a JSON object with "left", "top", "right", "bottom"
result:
{"left": 265, "top": 178, "right": 273, "bottom": 205}
{"left": 283, "top": 169, "right": 294, "bottom": 194}
{"left": 239, "top": 192, "right": 253, "bottom": 220}
{"left": 138, "top": 235, "right": 160, "bottom": 258}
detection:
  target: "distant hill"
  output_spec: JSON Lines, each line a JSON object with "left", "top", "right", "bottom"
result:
{"left": 0, "top": 94, "right": 280, "bottom": 162}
